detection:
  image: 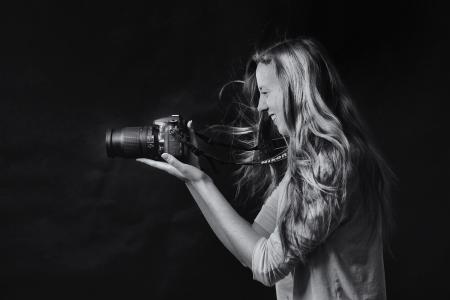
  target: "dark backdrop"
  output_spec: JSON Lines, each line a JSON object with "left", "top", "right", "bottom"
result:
{"left": 1, "top": 0, "right": 448, "bottom": 299}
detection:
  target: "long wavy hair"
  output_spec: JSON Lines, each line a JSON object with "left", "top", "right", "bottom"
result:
{"left": 213, "top": 38, "right": 394, "bottom": 259}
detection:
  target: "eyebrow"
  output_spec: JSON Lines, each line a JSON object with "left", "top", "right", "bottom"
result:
{"left": 258, "top": 86, "right": 267, "bottom": 90}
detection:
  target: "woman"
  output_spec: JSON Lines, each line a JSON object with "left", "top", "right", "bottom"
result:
{"left": 137, "top": 38, "right": 393, "bottom": 300}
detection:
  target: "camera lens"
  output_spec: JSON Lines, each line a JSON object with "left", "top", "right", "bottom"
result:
{"left": 105, "top": 127, "right": 156, "bottom": 158}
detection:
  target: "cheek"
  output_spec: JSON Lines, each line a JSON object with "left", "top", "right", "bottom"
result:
{"left": 274, "top": 91, "right": 285, "bottom": 114}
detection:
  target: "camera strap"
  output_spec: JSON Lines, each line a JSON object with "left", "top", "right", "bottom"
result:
{"left": 193, "top": 131, "right": 259, "bottom": 151}
{"left": 169, "top": 128, "right": 287, "bottom": 166}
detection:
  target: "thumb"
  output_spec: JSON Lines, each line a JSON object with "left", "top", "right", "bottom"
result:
{"left": 187, "top": 120, "right": 198, "bottom": 147}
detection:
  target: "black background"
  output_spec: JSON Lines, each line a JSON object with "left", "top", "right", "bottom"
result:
{"left": 1, "top": 0, "right": 449, "bottom": 299}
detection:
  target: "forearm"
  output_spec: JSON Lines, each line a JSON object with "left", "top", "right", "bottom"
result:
{"left": 185, "top": 182, "right": 237, "bottom": 256}
{"left": 185, "top": 176, "right": 262, "bottom": 267}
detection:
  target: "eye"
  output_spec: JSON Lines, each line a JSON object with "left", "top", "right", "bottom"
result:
{"left": 260, "top": 91, "right": 269, "bottom": 96}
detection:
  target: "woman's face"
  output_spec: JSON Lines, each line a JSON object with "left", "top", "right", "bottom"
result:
{"left": 256, "top": 61, "right": 289, "bottom": 136}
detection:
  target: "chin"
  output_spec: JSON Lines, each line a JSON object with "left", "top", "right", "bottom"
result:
{"left": 280, "top": 127, "right": 291, "bottom": 137}
{"left": 275, "top": 127, "right": 289, "bottom": 137}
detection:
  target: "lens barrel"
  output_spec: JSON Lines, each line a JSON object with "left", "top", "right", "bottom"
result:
{"left": 106, "top": 126, "right": 156, "bottom": 158}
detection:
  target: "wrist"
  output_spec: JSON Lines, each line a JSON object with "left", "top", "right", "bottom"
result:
{"left": 186, "top": 171, "right": 211, "bottom": 186}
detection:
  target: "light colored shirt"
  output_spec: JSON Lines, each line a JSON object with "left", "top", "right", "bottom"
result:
{"left": 252, "top": 173, "right": 386, "bottom": 300}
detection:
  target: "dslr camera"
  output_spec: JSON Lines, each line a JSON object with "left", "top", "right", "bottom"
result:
{"left": 105, "top": 115, "right": 190, "bottom": 161}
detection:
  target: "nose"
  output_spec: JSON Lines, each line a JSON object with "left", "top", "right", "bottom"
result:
{"left": 257, "top": 96, "right": 268, "bottom": 112}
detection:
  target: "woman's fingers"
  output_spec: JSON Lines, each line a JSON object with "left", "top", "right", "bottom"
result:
{"left": 137, "top": 154, "right": 184, "bottom": 170}
{"left": 136, "top": 157, "right": 184, "bottom": 178}
{"left": 161, "top": 153, "right": 184, "bottom": 169}
{"left": 160, "top": 153, "right": 194, "bottom": 180}
{"left": 135, "top": 158, "right": 165, "bottom": 170}
{"left": 137, "top": 153, "right": 206, "bottom": 183}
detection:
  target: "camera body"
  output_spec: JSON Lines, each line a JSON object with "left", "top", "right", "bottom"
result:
{"left": 106, "top": 115, "right": 190, "bottom": 161}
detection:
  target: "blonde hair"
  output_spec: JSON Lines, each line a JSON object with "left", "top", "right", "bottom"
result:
{"left": 218, "top": 38, "right": 394, "bottom": 259}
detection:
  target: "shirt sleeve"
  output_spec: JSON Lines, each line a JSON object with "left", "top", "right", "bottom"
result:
{"left": 253, "top": 186, "right": 279, "bottom": 235}
{"left": 251, "top": 226, "right": 299, "bottom": 287}
{"left": 251, "top": 165, "right": 347, "bottom": 287}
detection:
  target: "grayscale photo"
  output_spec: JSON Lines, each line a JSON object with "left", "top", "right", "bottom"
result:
{"left": 1, "top": 1, "right": 448, "bottom": 299}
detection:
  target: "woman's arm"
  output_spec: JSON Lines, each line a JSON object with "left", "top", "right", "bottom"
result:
{"left": 137, "top": 153, "right": 342, "bottom": 286}
{"left": 137, "top": 152, "right": 263, "bottom": 268}
{"left": 185, "top": 177, "right": 263, "bottom": 267}
{"left": 136, "top": 121, "right": 264, "bottom": 267}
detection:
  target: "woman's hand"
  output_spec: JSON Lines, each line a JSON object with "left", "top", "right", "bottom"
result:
{"left": 137, "top": 152, "right": 207, "bottom": 182}
{"left": 136, "top": 120, "right": 208, "bottom": 183}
